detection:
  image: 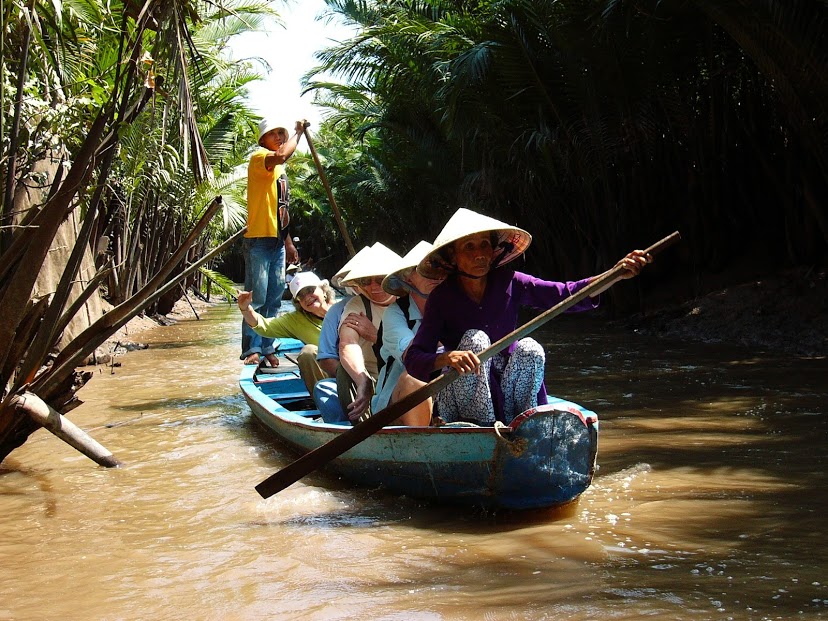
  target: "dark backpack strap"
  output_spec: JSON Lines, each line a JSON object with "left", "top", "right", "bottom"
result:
{"left": 357, "top": 296, "right": 385, "bottom": 374}
{"left": 360, "top": 295, "right": 372, "bottom": 321}
{"left": 397, "top": 296, "right": 415, "bottom": 330}
{"left": 376, "top": 297, "right": 416, "bottom": 383}
{"left": 372, "top": 302, "right": 384, "bottom": 374}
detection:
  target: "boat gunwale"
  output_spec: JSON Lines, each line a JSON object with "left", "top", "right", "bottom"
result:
{"left": 240, "top": 360, "right": 597, "bottom": 437}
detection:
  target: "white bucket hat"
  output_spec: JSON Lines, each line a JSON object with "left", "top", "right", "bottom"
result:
{"left": 381, "top": 241, "right": 435, "bottom": 296}
{"left": 289, "top": 272, "right": 324, "bottom": 299}
{"left": 331, "top": 245, "right": 373, "bottom": 288}
{"left": 257, "top": 118, "right": 287, "bottom": 147}
{"left": 417, "top": 208, "right": 532, "bottom": 279}
{"left": 339, "top": 242, "right": 403, "bottom": 288}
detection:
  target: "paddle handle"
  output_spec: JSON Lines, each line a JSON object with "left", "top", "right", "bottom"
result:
{"left": 478, "top": 230, "right": 681, "bottom": 364}
{"left": 255, "top": 368, "right": 460, "bottom": 498}
{"left": 255, "top": 230, "right": 680, "bottom": 499}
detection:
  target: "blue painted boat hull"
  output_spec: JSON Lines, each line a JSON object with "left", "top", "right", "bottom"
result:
{"left": 241, "top": 339, "right": 598, "bottom": 510}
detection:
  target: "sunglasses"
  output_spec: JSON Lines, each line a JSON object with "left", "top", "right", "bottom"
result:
{"left": 353, "top": 276, "right": 383, "bottom": 287}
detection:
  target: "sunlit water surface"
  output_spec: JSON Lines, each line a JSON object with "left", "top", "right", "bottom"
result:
{"left": 1, "top": 305, "right": 826, "bottom": 620}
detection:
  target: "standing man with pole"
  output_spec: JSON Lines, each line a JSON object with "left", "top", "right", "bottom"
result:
{"left": 240, "top": 119, "right": 304, "bottom": 366}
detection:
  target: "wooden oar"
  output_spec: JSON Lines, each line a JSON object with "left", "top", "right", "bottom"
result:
{"left": 255, "top": 231, "right": 681, "bottom": 499}
{"left": 300, "top": 121, "right": 356, "bottom": 257}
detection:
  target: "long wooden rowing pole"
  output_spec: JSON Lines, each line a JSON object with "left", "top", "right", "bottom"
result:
{"left": 255, "top": 231, "right": 681, "bottom": 499}
{"left": 301, "top": 121, "right": 356, "bottom": 257}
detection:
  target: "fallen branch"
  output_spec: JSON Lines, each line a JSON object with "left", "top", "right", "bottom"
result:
{"left": 11, "top": 391, "right": 121, "bottom": 467}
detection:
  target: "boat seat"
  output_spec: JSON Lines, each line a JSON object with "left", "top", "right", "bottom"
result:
{"left": 258, "top": 358, "right": 300, "bottom": 374}
{"left": 269, "top": 390, "right": 310, "bottom": 400}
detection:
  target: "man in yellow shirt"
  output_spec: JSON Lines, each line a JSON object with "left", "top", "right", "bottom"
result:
{"left": 241, "top": 119, "right": 303, "bottom": 366}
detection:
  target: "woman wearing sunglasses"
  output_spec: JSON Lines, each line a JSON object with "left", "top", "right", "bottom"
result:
{"left": 334, "top": 243, "right": 403, "bottom": 424}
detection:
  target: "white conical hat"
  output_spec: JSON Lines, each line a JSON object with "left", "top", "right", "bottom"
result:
{"left": 417, "top": 208, "right": 532, "bottom": 279}
{"left": 331, "top": 245, "right": 373, "bottom": 288}
{"left": 382, "top": 241, "right": 434, "bottom": 296}
{"left": 339, "top": 242, "right": 403, "bottom": 286}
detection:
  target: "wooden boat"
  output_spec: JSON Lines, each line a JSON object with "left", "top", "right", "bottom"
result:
{"left": 240, "top": 338, "right": 599, "bottom": 510}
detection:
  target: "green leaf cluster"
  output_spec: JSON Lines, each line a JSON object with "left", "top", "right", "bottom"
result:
{"left": 290, "top": 0, "right": 827, "bottom": 292}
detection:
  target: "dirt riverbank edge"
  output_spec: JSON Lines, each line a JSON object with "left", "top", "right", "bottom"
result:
{"left": 613, "top": 267, "right": 828, "bottom": 358}
{"left": 95, "top": 267, "right": 828, "bottom": 364}
{"left": 86, "top": 295, "right": 222, "bottom": 365}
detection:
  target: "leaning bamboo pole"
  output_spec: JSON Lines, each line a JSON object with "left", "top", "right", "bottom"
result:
{"left": 11, "top": 392, "right": 121, "bottom": 467}
{"left": 300, "top": 122, "right": 356, "bottom": 257}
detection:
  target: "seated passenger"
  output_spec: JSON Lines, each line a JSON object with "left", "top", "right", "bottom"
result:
{"left": 237, "top": 271, "right": 334, "bottom": 393}
{"left": 313, "top": 247, "right": 374, "bottom": 424}
{"left": 373, "top": 241, "right": 444, "bottom": 425}
{"left": 335, "top": 243, "right": 403, "bottom": 423}
{"left": 405, "top": 208, "right": 651, "bottom": 425}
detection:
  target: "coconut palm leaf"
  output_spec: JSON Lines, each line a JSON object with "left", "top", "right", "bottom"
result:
{"left": 198, "top": 266, "right": 239, "bottom": 300}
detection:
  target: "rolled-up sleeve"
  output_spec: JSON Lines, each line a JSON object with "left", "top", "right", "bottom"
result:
{"left": 252, "top": 311, "right": 289, "bottom": 337}
{"left": 317, "top": 299, "right": 348, "bottom": 361}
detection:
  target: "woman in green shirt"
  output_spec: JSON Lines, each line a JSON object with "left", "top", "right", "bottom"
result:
{"left": 238, "top": 272, "right": 334, "bottom": 393}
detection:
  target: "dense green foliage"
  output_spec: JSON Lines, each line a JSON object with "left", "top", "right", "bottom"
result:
{"left": 0, "top": 0, "right": 276, "bottom": 461}
{"left": 288, "top": 0, "right": 827, "bottom": 302}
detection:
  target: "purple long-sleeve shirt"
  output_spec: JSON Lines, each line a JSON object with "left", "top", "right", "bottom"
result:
{"left": 404, "top": 267, "right": 597, "bottom": 419}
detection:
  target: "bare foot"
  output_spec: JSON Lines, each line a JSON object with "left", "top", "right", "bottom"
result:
{"left": 264, "top": 353, "right": 280, "bottom": 368}
{"left": 243, "top": 353, "right": 260, "bottom": 365}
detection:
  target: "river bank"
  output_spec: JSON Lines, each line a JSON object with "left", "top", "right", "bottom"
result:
{"left": 88, "top": 294, "right": 226, "bottom": 365}
{"left": 622, "top": 266, "right": 828, "bottom": 358}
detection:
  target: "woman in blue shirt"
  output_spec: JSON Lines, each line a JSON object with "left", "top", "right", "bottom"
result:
{"left": 372, "top": 241, "right": 443, "bottom": 425}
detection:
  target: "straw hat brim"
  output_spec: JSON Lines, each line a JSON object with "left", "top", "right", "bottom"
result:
{"left": 331, "top": 245, "right": 373, "bottom": 287}
{"left": 381, "top": 240, "right": 434, "bottom": 296}
{"left": 339, "top": 243, "right": 403, "bottom": 287}
{"left": 416, "top": 208, "right": 532, "bottom": 279}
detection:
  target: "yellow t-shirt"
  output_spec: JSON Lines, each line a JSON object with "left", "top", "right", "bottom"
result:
{"left": 245, "top": 149, "right": 286, "bottom": 238}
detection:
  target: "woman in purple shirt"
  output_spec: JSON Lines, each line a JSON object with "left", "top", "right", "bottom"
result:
{"left": 404, "top": 208, "right": 650, "bottom": 425}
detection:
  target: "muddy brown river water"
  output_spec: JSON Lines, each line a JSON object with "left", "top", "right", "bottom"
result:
{"left": 1, "top": 304, "right": 827, "bottom": 620}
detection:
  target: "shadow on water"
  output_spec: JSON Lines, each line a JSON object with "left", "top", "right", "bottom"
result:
{"left": 254, "top": 489, "right": 584, "bottom": 532}
{"left": 99, "top": 394, "right": 248, "bottom": 415}
{"left": 147, "top": 336, "right": 239, "bottom": 350}
{"left": 0, "top": 460, "right": 59, "bottom": 517}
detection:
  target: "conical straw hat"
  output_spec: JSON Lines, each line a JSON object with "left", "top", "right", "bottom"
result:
{"left": 417, "top": 208, "right": 532, "bottom": 279}
{"left": 331, "top": 245, "right": 372, "bottom": 288}
{"left": 339, "top": 242, "right": 403, "bottom": 286}
{"left": 381, "top": 241, "right": 434, "bottom": 296}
